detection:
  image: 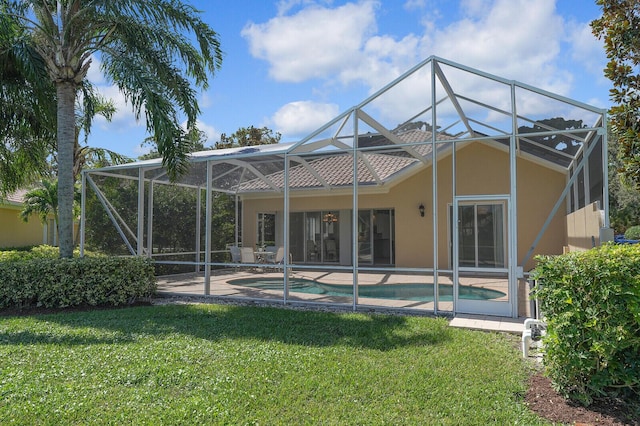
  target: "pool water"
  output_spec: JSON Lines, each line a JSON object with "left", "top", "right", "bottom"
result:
{"left": 228, "top": 278, "right": 505, "bottom": 302}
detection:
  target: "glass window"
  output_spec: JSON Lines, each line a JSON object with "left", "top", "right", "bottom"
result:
{"left": 257, "top": 212, "right": 275, "bottom": 248}
{"left": 292, "top": 209, "right": 395, "bottom": 265}
{"left": 322, "top": 211, "right": 339, "bottom": 262}
{"left": 306, "top": 212, "right": 321, "bottom": 262}
{"left": 453, "top": 203, "right": 506, "bottom": 269}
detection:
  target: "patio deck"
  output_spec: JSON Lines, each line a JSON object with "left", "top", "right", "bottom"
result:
{"left": 155, "top": 270, "right": 526, "bottom": 334}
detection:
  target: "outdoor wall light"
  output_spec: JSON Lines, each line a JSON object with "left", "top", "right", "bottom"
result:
{"left": 418, "top": 203, "right": 425, "bottom": 217}
{"left": 323, "top": 212, "right": 338, "bottom": 223}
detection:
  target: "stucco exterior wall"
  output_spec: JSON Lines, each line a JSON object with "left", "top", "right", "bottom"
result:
{"left": 566, "top": 202, "right": 603, "bottom": 252}
{"left": 241, "top": 142, "right": 567, "bottom": 271}
{"left": 0, "top": 204, "right": 46, "bottom": 248}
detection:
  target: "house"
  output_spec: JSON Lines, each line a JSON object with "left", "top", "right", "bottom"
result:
{"left": 81, "top": 56, "right": 608, "bottom": 318}
{"left": 0, "top": 189, "right": 56, "bottom": 248}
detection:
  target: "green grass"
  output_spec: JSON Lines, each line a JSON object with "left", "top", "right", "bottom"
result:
{"left": 0, "top": 304, "right": 547, "bottom": 425}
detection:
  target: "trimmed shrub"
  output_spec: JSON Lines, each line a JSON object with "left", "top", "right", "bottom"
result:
{"left": 0, "top": 245, "right": 101, "bottom": 262}
{"left": 532, "top": 243, "right": 640, "bottom": 405}
{"left": 0, "top": 256, "right": 156, "bottom": 309}
{"left": 624, "top": 225, "right": 640, "bottom": 240}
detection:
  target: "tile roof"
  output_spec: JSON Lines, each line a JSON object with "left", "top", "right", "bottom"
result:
{"left": 1, "top": 189, "right": 27, "bottom": 205}
{"left": 236, "top": 129, "right": 447, "bottom": 193}
{"left": 238, "top": 152, "right": 418, "bottom": 192}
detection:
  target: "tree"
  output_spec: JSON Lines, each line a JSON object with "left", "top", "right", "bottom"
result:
{"left": 517, "top": 117, "right": 586, "bottom": 156}
{"left": 215, "top": 126, "right": 281, "bottom": 149}
{"left": 592, "top": 0, "right": 640, "bottom": 188}
{"left": 138, "top": 127, "right": 209, "bottom": 161}
{"left": 0, "top": 9, "right": 56, "bottom": 197}
{"left": 20, "top": 180, "right": 59, "bottom": 226}
{"left": 1, "top": 22, "right": 128, "bottom": 193}
{"left": 1, "top": 1, "right": 223, "bottom": 257}
{"left": 71, "top": 90, "right": 131, "bottom": 179}
{"left": 607, "top": 126, "right": 640, "bottom": 233}
{"left": 20, "top": 179, "right": 82, "bottom": 242}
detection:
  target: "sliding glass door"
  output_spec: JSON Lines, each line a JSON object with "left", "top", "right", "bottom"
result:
{"left": 453, "top": 197, "right": 510, "bottom": 317}
{"left": 358, "top": 209, "right": 394, "bottom": 265}
{"left": 290, "top": 209, "right": 395, "bottom": 265}
{"left": 456, "top": 204, "right": 504, "bottom": 268}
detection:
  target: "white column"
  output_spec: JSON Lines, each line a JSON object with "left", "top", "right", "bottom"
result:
{"left": 137, "top": 168, "right": 145, "bottom": 256}
{"left": 80, "top": 171, "right": 86, "bottom": 257}
{"left": 204, "top": 161, "right": 212, "bottom": 295}
{"left": 146, "top": 181, "right": 154, "bottom": 259}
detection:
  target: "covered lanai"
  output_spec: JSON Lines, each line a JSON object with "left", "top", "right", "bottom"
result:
{"left": 81, "top": 56, "right": 608, "bottom": 318}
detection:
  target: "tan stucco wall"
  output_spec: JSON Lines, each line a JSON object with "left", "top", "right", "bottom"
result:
{"left": 566, "top": 202, "right": 603, "bottom": 251}
{"left": 0, "top": 205, "right": 45, "bottom": 248}
{"left": 514, "top": 149, "right": 568, "bottom": 271}
{"left": 241, "top": 197, "right": 285, "bottom": 250}
{"left": 241, "top": 142, "right": 567, "bottom": 271}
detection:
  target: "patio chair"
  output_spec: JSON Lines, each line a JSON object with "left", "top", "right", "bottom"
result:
{"left": 268, "top": 246, "right": 285, "bottom": 264}
{"left": 229, "top": 246, "right": 241, "bottom": 263}
{"left": 240, "top": 247, "right": 255, "bottom": 264}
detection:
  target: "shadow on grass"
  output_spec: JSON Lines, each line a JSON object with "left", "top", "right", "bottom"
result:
{"left": 0, "top": 304, "right": 452, "bottom": 350}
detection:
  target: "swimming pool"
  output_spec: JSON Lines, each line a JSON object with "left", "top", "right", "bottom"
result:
{"left": 228, "top": 278, "right": 505, "bottom": 302}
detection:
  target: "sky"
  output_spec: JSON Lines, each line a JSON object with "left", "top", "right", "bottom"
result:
{"left": 86, "top": 0, "right": 610, "bottom": 159}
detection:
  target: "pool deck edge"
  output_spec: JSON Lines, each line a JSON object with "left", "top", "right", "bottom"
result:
{"left": 449, "top": 313, "right": 525, "bottom": 334}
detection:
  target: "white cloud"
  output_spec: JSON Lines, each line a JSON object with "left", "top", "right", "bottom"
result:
{"left": 276, "top": 0, "right": 333, "bottom": 16}
{"left": 420, "top": 0, "right": 570, "bottom": 94}
{"left": 403, "top": 0, "right": 426, "bottom": 10}
{"left": 242, "top": 1, "right": 379, "bottom": 82}
{"left": 178, "top": 119, "right": 220, "bottom": 146}
{"left": 194, "top": 120, "right": 221, "bottom": 145}
{"left": 459, "top": 0, "right": 492, "bottom": 17}
{"left": 199, "top": 91, "right": 213, "bottom": 108}
{"left": 85, "top": 56, "right": 142, "bottom": 130}
{"left": 566, "top": 21, "right": 606, "bottom": 76}
{"left": 133, "top": 144, "right": 153, "bottom": 157}
{"left": 85, "top": 55, "right": 105, "bottom": 85}
{"left": 271, "top": 101, "right": 340, "bottom": 137}
{"left": 248, "top": 0, "right": 605, "bottom": 135}
{"left": 338, "top": 33, "right": 420, "bottom": 91}
{"left": 243, "top": 0, "right": 581, "bottom": 96}
{"left": 92, "top": 84, "right": 144, "bottom": 130}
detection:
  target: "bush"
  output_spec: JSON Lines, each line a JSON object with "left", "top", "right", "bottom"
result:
{"left": 532, "top": 243, "right": 640, "bottom": 405}
{"left": 0, "top": 245, "right": 101, "bottom": 262}
{"left": 624, "top": 225, "right": 640, "bottom": 240}
{"left": 0, "top": 256, "right": 156, "bottom": 310}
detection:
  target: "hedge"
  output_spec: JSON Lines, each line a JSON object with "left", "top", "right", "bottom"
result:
{"left": 0, "top": 256, "right": 156, "bottom": 310}
{"left": 625, "top": 225, "right": 640, "bottom": 240}
{"left": 0, "top": 245, "right": 99, "bottom": 261}
{"left": 532, "top": 243, "right": 640, "bottom": 405}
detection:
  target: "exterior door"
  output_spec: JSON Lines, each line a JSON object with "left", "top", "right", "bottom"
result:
{"left": 453, "top": 196, "right": 512, "bottom": 317}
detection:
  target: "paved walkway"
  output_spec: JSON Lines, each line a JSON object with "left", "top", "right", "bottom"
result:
{"left": 449, "top": 313, "right": 525, "bottom": 334}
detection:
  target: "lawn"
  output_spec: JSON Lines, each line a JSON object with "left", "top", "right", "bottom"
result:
{"left": 0, "top": 304, "right": 547, "bottom": 425}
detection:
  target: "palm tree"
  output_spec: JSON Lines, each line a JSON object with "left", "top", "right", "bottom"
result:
{"left": 1, "top": 31, "right": 128, "bottom": 194}
{"left": 71, "top": 89, "right": 131, "bottom": 179}
{"left": 20, "top": 179, "right": 60, "bottom": 227}
{"left": 1, "top": 1, "right": 223, "bottom": 257}
{"left": 20, "top": 179, "right": 81, "bottom": 245}
{"left": 0, "top": 9, "right": 56, "bottom": 196}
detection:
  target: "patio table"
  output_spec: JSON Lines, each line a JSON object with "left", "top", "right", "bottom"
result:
{"left": 254, "top": 251, "right": 276, "bottom": 264}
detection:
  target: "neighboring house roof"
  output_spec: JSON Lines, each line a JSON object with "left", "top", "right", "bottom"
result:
{"left": 1, "top": 189, "right": 28, "bottom": 207}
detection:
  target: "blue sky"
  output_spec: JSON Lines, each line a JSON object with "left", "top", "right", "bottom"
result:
{"left": 86, "top": 0, "right": 609, "bottom": 159}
